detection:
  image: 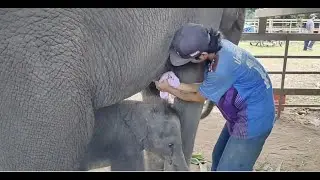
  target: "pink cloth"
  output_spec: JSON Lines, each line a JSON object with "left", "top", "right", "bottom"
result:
{"left": 159, "top": 71, "right": 180, "bottom": 100}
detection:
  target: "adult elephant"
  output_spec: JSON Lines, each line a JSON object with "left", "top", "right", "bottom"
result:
{"left": 0, "top": 8, "right": 245, "bottom": 171}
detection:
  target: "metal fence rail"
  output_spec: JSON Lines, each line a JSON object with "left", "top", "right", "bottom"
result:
{"left": 241, "top": 36, "right": 320, "bottom": 117}
{"left": 241, "top": 9, "right": 320, "bottom": 118}
{"left": 245, "top": 19, "right": 320, "bottom": 33}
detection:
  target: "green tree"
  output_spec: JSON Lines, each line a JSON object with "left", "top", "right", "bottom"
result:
{"left": 245, "top": 8, "right": 259, "bottom": 19}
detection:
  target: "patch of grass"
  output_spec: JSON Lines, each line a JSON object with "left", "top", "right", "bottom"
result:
{"left": 191, "top": 153, "right": 210, "bottom": 172}
{"left": 191, "top": 153, "right": 206, "bottom": 164}
{"left": 239, "top": 41, "right": 320, "bottom": 56}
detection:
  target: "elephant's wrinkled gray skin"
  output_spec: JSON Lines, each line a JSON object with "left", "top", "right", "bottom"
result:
{"left": 142, "top": 8, "right": 246, "bottom": 170}
{"left": 0, "top": 8, "right": 244, "bottom": 170}
{"left": 80, "top": 98, "right": 188, "bottom": 171}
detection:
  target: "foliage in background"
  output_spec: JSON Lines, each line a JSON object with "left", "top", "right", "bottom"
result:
{"left": 245, "top": 8, "right": 259, "bottom": 19}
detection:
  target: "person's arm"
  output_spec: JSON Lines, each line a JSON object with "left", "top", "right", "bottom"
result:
{"left": 176, "top": 83, "right": 201, "bottom": 92}
{"left": 311, "top": 21, "right": 315, "bottom": 33}
{"left": 165, "top": 85, "right": 206, "bottom": 103}
{"left": 156, "top": 69, "right": 234, "bottom": 104}
{"left": 155, "top": 81, "right": 206, "bottom": 103}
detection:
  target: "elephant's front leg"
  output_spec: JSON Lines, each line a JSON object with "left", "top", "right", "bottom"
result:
{"left": 172, "top": 99, "right": 203, "bottom": 165}
{"left": 171, "top": 62, "right": 205, "bottom": 166}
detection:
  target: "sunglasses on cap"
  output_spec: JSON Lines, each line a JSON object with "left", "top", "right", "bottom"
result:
{"left": 193, "top": 53, "right": 202, "bottom": 60}
{"left": 176, "top": 49, "right": 203, "bottom": 61}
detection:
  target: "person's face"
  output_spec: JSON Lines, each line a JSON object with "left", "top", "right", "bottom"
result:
{"left": 194, "top": 52, "right": 215, "bottom": 62}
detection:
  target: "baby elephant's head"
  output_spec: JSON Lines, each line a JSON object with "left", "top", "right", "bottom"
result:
{"left": 143, "top": 102, "right": 188, "bottom": 171}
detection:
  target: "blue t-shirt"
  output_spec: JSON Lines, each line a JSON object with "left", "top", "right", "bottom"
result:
{"left": 199, "top": 39, "right": 276, "bottom": 139}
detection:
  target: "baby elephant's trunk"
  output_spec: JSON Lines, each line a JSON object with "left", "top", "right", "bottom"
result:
{"left": 164, "top": 145, "right": 189, "bottom": 171}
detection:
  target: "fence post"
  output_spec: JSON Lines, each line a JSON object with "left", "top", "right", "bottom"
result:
{"left": 258, "top": 17, "right": 267, "bottom": 34}
{"left": 289, "top": 20, "right": 292, "bottom": 33}
{"left": 277, "top": 36, "right": 290, "bottom": 119}
{"left": 269, "top": 19, "right": 273, "bottom": 33}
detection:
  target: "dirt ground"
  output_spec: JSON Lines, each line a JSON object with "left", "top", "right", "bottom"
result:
{"left": 192, "top": 107, "right": 320, "bottom": 172}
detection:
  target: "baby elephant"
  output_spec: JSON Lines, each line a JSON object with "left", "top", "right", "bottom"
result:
{"left": 81, "top": 99, "right": 188, "bottom": 171}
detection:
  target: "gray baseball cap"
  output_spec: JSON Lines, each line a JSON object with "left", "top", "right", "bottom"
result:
{"left": 169, "top": 23, "right": 210, "bottom": 66}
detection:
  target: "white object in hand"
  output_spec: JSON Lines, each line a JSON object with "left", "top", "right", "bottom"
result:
{"left": 158, "top": 71, "right": 180, "bottom": 101}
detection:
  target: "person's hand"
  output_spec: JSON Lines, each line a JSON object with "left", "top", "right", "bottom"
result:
{"left": 155, "top": 80, "right": 170, "bottom": 92}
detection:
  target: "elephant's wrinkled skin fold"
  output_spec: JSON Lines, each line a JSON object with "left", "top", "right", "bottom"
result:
{"left": 0, "top": 8, "right": 245, "bottom": 170}
{"left": 142, "top": 8, "right": 245, "bottom": 170}
{"left": 81, "top": 99, "right": 188, "bottom": 171}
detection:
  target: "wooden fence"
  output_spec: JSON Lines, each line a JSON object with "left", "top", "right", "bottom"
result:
{"left": 241, "top": 8, "right": 320, "bottom": 118}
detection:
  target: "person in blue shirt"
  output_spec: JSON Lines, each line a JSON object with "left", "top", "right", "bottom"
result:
{"left": 155, "top": 23, "right": 276, "bottom": 171}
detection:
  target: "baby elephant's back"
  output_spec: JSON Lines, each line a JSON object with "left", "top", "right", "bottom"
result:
{"left": 93, "top": 102, "right": 138, "bottom": 139}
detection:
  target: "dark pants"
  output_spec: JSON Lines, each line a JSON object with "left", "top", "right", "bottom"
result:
{"left": 304, "top": 40, "right": 315, "bottom": 50}
{"left": 211, "top": 124, "right": 271, "bottom": 171}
